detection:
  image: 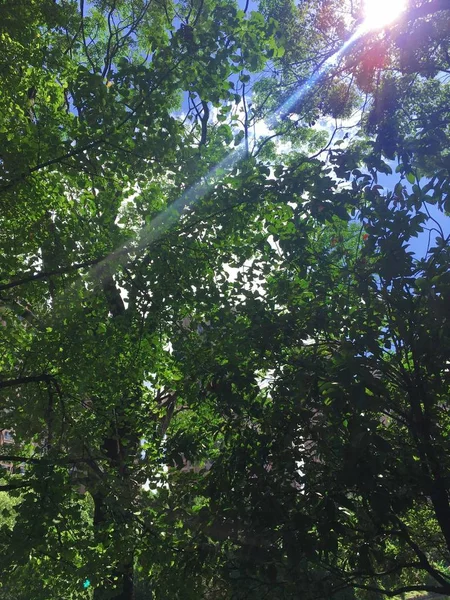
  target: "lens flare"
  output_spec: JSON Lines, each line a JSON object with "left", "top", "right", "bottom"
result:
{"left": 363, "top": 0, "right": 407, "bottom": 30}
{"left": 78, "top": 19, "right": 373, "bottom": 287}
{"left": 272, "top": 29, "right": 362, "bottom": 124}
{"left": 91, "top": 27, "right": 366, "bottom": 281}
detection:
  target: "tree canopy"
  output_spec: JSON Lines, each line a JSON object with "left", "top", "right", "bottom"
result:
{"left": 0, "top": 0, "right": 449, "bottom": 598}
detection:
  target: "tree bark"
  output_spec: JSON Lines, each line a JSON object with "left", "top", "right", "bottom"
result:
{"left": 91, "top": 273, "right": 137, "bottom": 600}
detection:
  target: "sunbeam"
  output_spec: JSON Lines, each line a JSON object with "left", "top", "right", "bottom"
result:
{"left": 268, "top": 28, "right": 364, "bottom": 126}
{"left": 92, "top": 25, "right": 368, "bottom": 284}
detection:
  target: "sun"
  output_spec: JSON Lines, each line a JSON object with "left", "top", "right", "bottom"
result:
{"left": 363, "top": 0, "right": 407, "bottom": 30}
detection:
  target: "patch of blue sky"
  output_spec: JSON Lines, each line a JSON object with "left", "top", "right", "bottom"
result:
{"left": 375, "top": 170, "right": 450, "bottom": 259}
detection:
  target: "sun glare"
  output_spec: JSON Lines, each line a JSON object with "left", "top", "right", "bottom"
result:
{"left": 363, "top": 0, "right": 407, "bottom": 30}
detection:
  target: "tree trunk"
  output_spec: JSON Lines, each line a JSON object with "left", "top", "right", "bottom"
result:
{"left": 90, "top": 271, "right": 138, "bottom": 600}
{"left": 92, "top": 485, "right": 135, "bottom": 600}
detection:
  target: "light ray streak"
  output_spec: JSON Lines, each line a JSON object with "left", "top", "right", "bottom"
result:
{"left": 91, "top": 145, "right": 248, "bottom": 280}
{"left": 92, "top": 25, "right": 366, "bottom": 282}
{"left": 267, "top": 28, "right": 364, "bottom": 128}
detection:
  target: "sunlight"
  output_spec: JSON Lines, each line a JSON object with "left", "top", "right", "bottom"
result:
{"left": 92, "top": 28, "right": 366, "bottom": 280}
{"left": 90, "top": 10, "right": 371, "bottom": 281}
{"left": 363, "top": 0, "right": 407, "bottom": 30}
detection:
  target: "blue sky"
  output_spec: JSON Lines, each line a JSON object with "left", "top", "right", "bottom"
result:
{"left": 81, "top": 0, "right": 449, "bottom": 262}
{"left": 376, "top": 171, "right": 450, "bottom": 259}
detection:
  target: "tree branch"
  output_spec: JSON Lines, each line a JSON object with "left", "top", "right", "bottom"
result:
{"left": 80, "top": 0, "right": 97, "bottom": 72}
{"left": 351, "top": 582, "right": 448, "bottom": 597}
{"left": 0, "top": 482, "right": 32, "bottom": 492}
{"left": 0, "top": 257, "right": 104, "bottom": 291}
{"left": 0, "top": 138, "right": 103, "bottom": 193}
{"left": 0, "top": 455, "right": 102, "bottom": 465}
{"left": 0, "top": 375, "right": 55, "bottom": 390}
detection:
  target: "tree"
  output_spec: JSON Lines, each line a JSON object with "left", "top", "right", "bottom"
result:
{"left": 0, "top": 0, "right": 450, "bottom": 599}
{"left": 0, "top": 1, "right": 281, "bottom": 597}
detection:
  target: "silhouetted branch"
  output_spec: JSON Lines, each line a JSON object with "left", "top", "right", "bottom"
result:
{"left": 0, "top": 257, "right": 104, "bottom": 291}
{"left": 0, "top": 375, "right": 55, "bottom": 390}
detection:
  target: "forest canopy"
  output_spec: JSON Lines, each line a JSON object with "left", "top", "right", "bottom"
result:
{"left": 0, "top": 0, "right": 450, "bottom": 598}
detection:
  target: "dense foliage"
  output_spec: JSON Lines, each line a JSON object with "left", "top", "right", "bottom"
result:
{"left": 0, "top": 0, "right": 449, "bottom": 598}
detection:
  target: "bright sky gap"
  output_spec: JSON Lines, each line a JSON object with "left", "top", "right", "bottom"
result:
{"left": 363, "top": 0, "right": 407, "bottom": 30}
